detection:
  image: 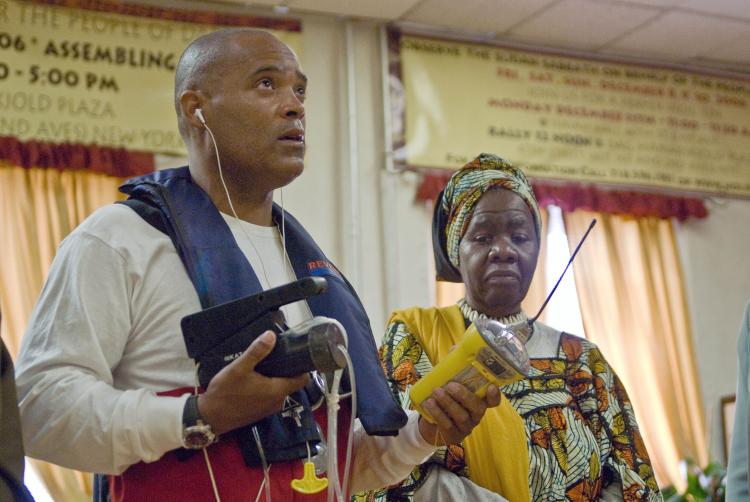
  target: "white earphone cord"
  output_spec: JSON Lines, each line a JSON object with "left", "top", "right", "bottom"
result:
{"left": 200, "top": 114, "right": 275, "bottom": 287}
{"left": 198, "top": 112, "right": 296, "bottom": 502}
{"left": 194, "top": 365, "right": 222, "bottom": 502}
{"left": 280, "top": 187, "right": 288, "bottom": 278}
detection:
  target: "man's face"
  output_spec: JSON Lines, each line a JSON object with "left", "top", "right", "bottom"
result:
{"left": 458, "top": 188, "right": 539, "bottom": 318}
{"left": 206, "top": 33, "right": 307, "bottom": 191}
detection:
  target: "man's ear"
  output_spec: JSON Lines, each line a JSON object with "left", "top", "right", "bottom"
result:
{"left": 179, "top": 90, "right": 206, "bottom": 129}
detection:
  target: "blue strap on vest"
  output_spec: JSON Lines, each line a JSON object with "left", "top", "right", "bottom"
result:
{"left": 119, "top": 166, "right": 406, "bottom": 437}
{"left": 119, "top": 167, "right": 318, "bottom": 467}
{"left": 277, "top": 206, "right": 409, "bottom": 434}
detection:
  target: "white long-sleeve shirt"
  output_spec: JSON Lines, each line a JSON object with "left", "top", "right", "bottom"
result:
{"left": 14, "top": 203, "right": 434, "bottom": 492}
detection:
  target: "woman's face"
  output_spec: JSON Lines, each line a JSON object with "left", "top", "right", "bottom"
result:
{"left": 458, "top": 188, "right": 539, "bottom": 318}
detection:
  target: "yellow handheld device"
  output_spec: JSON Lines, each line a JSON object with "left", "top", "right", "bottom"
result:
{"left": 409, "top": 318, "right": 531, "bottom": 423}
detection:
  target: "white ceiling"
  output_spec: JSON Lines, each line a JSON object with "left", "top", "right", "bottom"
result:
{"left": 226, "top": 0, "right": 750, "bottom": 75}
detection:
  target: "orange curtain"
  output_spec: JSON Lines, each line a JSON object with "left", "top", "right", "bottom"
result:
{"left": 564, "top": 210, "right": 708, "bottom": 490}
{"left": 436, "top": 208, "right": 549, "bottom": 324}
{"left": 0, "top": 164, "right": 126, "bottom": 501}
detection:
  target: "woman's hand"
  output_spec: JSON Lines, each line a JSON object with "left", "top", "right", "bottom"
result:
{"left": 417, "top": 382, "right": 502, "bottom": 446}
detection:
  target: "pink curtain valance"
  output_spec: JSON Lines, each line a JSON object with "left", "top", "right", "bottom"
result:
{"left": 0, "top": 136, "right": 154, "bottom": 178}
{"left": 416, "top": 169, "right": 708, "bottom": 221}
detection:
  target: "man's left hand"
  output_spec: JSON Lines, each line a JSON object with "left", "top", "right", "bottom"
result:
{"left": 417, "top": 382, "right": 501, "bottom": 446}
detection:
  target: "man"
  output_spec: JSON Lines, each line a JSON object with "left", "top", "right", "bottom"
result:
{"left": 15, "top": 29, "right": 500, "bottom": 501}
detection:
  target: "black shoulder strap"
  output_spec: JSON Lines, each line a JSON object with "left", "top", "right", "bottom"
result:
{"left": 117, "top": 199, "right": 167, "bottom": 235}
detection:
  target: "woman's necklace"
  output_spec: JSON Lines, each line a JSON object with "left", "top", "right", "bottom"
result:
{"left": 457, "top": 297, "right": 527, "bottom": 325}
{"left": 457, "top": 298, "right": 534, "bottom": 343}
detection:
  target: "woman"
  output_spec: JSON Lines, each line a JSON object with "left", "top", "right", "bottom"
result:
{"left": 359, "top": 154, "right": 660, "bottom": 501}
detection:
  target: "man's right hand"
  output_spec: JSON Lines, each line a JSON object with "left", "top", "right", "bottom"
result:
{"left": 196, "top": 330, "right": 309, "bottom": 435}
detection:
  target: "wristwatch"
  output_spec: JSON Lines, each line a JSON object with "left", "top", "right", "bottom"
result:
{"left": 181, "top": 395, "right": 217, "bottom": 449}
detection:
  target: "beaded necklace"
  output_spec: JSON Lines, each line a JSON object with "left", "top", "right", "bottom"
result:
{"left": 457, "top": 297, "right": 534, "bottom": 343}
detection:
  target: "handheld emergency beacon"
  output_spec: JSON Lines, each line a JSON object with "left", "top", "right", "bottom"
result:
{"left": 410, "top": 318, "right": 531, "bottom": 423}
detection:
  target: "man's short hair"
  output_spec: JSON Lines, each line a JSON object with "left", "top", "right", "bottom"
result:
{"left": 173, "top": 28, "right": 276, "bottom": 138}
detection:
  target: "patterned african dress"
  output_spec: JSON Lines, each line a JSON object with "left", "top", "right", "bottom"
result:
{"left": 355, "top": 303, "right": 661, "bottom": 502}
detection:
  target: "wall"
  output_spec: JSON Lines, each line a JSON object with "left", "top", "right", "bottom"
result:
{"left": 147, "top": 0, "right": 746, "bottom": 465}
{"left": 677, "top": 198, "right": 750, "bottom": 463}
{"left": 294, "top": 17, "right": 750, "bottom": 466}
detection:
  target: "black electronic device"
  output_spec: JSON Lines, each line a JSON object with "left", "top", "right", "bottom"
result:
{"left": 181, "top": 276, "right": 347, "bottom": 388}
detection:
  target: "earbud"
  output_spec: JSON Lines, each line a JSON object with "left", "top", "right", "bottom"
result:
{"left": 194, "top": 108, "right": 206, "bottom": 125}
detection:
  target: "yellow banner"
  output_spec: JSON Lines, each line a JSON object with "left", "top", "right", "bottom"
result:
{"left": 0, "top": 0, "right": 302, "bottom": 155}
{"left": 393, "top": 33, "right": 750, "bottom": 197}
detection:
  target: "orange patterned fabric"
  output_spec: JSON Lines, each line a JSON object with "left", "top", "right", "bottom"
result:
{"left": 363, "top": 308, "right": 660, "bottom": 501}
{"left": 505, "top": 333, "right": 660, "bottom": 501}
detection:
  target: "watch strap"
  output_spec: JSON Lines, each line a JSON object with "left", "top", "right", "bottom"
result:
{"left": 183, "top": 394, "right": 202, "bottom": 427}
{"left": 181, "top": 394, "right": 217, "bottom": 449}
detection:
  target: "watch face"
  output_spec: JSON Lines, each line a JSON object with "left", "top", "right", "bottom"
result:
{"left": 183, "top": 425, "right": 216, "bottom": 449}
